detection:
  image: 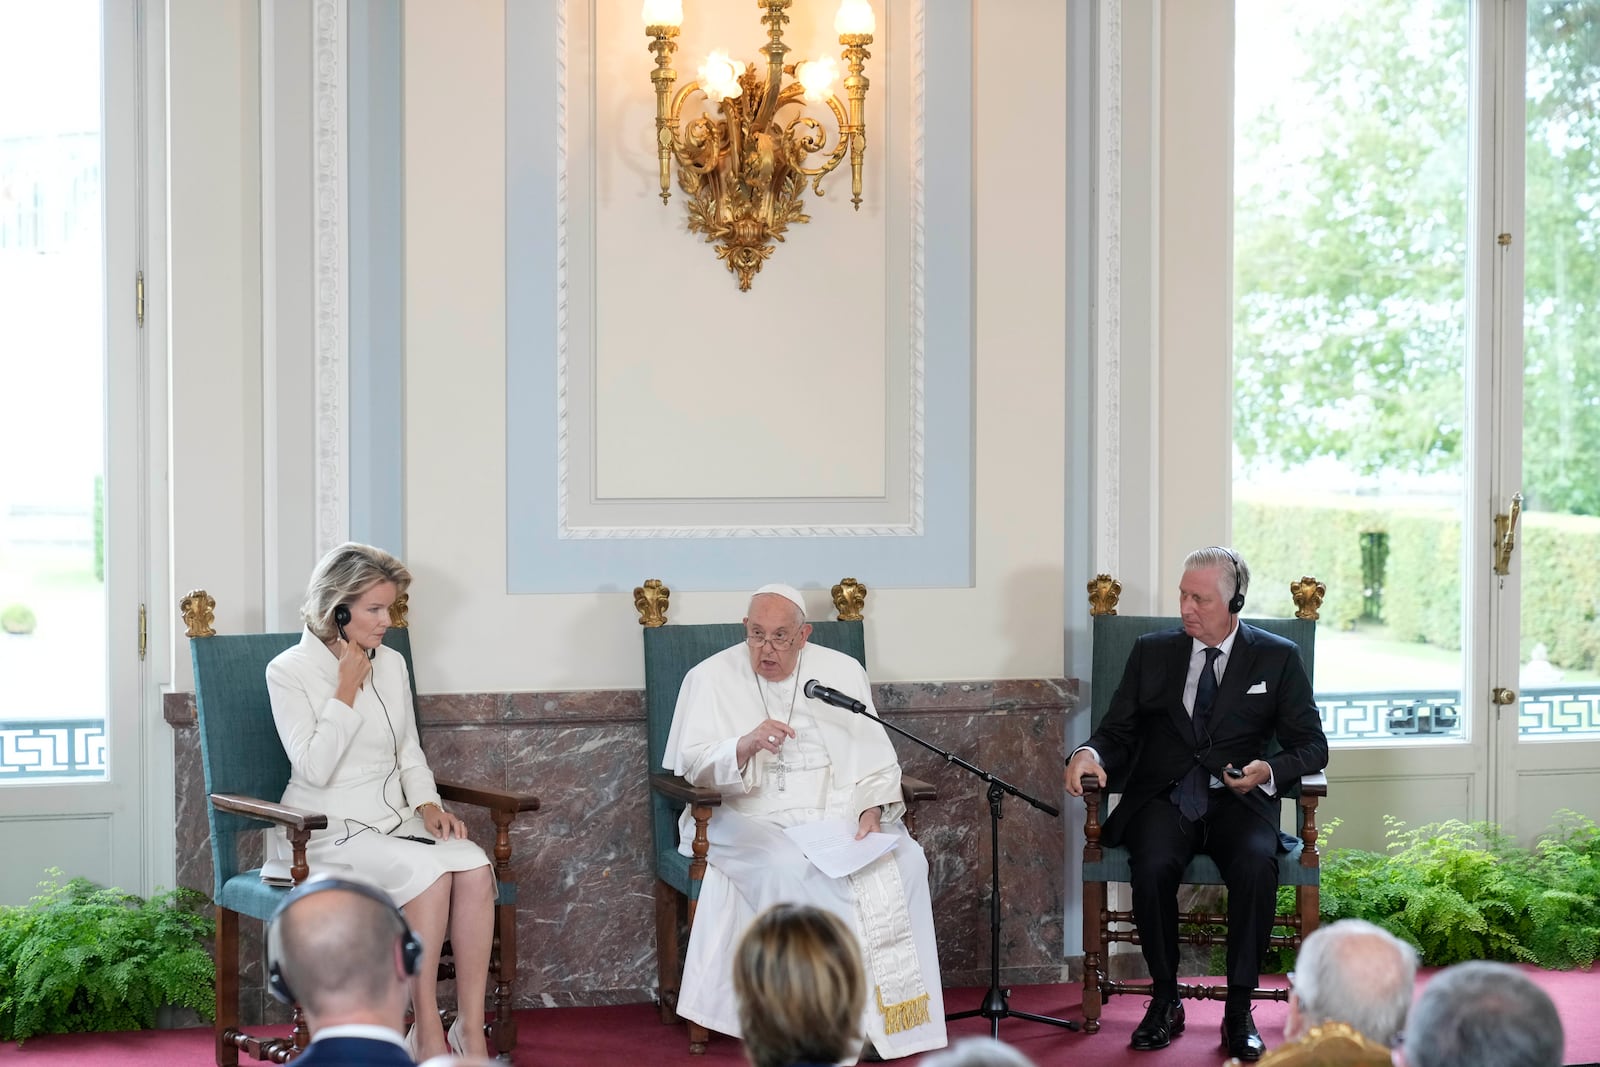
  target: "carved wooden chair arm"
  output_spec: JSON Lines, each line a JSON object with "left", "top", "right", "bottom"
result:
{"left": 650, "top": 772, "right": 724, "bottom": 808}
{"left": 1298, "top": 770, "right": 1328, "bottom": 798}
{"left": 209, "top": 792, "right": 329, "bottom": 832}
{"left": 900, "top": 776, "right": 937, "bottom": 804}
{"left": 436, "top": 781, "right": 543, "bottom": 814}
{"left": 209, "top": 792, "right": 328, "bottom": 886}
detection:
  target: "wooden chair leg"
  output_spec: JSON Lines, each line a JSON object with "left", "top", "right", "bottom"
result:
{"left": 1081, "top": 879, "right": 1106, "bottom": 1033}
{"left": 1299, "top": 883, "right": 1319, "bottom": 942}
{"left": 655, "top": 881, "right": 682, "bottom": 1025}
{"left": 492, "top": 899, "right": 518, "bottom": 1057}
{"left": 215, "top": 906, "right": 240, "bottom": 1067}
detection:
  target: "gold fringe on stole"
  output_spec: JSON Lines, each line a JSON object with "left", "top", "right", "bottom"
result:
{"left": 876, "top": 986, "right": 932, "bottom": 1035}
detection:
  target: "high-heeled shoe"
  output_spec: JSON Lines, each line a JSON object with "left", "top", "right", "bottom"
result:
{"left": 446, "top": 1016, "right": 468, "bottom": 1055}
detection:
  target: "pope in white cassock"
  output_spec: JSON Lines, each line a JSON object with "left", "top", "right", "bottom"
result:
{"left": 662, "top": 584, "right": 948, "bottom": 1062}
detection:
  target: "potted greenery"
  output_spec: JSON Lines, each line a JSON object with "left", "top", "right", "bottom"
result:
{"left": 0, "top": 869, "right": 215, "bottom": 1044}
{"left": 1319, "top": 810, "right": 1600, "bottom": 968}
{"left": 1, "top": 604, "right": 36, "bottom": 635}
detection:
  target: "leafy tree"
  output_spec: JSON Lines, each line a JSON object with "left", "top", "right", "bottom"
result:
{"left": 1235, "top": 0, "right": 1600, "bottom": 516}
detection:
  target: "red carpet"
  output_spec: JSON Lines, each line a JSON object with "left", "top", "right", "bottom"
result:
{"left": 9, "top": 968, "right": 1599, "bottom": 1066}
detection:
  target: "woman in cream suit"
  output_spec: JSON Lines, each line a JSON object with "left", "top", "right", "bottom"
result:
{"left": 266, "top": 542, "right": 493, "bottom": 1060}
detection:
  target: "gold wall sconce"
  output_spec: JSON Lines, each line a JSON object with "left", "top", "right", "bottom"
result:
{"left": 642, "top": 0, "right": 876, "bottom": 291}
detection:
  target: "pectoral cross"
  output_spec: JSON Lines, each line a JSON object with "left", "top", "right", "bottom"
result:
{"left": 773, "top": 749, "right": 790, "bottom": 792}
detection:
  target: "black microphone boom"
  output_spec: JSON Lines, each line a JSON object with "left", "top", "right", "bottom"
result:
{"left": 802, "top": 679, "right": 868, "bottom": 713}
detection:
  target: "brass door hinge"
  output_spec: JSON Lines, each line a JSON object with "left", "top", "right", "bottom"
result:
{"left": 138, "top": 603, "right": 147, "bottom": 661}
{"left": 135, "top": 270, "right": 145, "bottom": 327}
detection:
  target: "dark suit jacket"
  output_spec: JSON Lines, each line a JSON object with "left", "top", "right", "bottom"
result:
{"left": 292, "top": 1036, "right": 415, "bottom": 1067}
{"left": 1086, "top": 622, "right": 1328, "bottom": 849}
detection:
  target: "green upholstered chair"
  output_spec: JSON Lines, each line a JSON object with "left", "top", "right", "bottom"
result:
{"left": 1077, "top": 575, "right": 1329, "bottom": 1033}
{"left": 188, "top": 610, "right": 539, "bottom": 1065}
{"left": 638, "top": 585, "right": 936, "bottom": 1055}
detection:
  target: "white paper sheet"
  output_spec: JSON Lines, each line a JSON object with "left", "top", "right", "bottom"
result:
{"left": 783, "top": 819, "right": 900, "bottom": 879}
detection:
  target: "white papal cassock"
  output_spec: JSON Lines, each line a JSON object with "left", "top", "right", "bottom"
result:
{"left": 662, "top": 641, "right": 947, "bottom": 1061}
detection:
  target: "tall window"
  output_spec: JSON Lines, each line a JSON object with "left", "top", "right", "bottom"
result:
{"left": 1234, "top": 0, "right": 1472, "bottom": 741}
{"left": 1233, "top": 0, "right": 1600, "bottom": 749}
{"left": 0, "top": 0, "right": 109, "bottom": 779}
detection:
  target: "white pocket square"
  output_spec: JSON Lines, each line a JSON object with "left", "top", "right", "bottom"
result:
{"left": 1247, "top": 681, "right": 1268, "bottom": 694}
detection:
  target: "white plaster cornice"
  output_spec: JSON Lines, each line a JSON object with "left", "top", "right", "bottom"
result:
{"left": 313, "top": 0, "right": 349, "bottom": 557}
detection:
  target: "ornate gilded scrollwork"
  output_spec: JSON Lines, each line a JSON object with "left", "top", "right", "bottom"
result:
{"left": 180, "top": 589, "right": 217, "bottom": 638}
{"left": 1086, "top": 574, "right": 1122, "bottom": 617}
{"left": 831, "top": 577, "right": 867, "bottom": 621}
{"left": 388, "top": 592, "right": 410, "bottom": 629}
{"left": 635, "top": 578, "right": 671, "bottom": 627}
{"left": 1291, "top": 576, "right": 1326, "bottom": 621}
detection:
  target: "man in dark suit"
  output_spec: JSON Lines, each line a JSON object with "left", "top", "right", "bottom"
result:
{"left": 266, "top": 877, "right": 421, "bottom": 1066}
{"left": 1065, "top": 547, "right": 1328, "bottom": 1061}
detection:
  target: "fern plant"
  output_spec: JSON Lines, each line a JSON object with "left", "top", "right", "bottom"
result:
{"left": 0, "top": 870, "right": 215, "bottom": 1044}
{"left": 1320, "top": 810, "right": 1600, "bottom": 969}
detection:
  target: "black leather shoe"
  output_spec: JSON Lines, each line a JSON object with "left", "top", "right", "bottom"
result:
{"left": 1221, "top": 1008, "right": 1265, "bottom": 1061}
{"left": 1129, "top": 996, "right": 1185, "bottom": 1051}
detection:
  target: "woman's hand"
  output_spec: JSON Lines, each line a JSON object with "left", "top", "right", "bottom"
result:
{"left": 333, "top": 639, "right": 372, "bottom": 706}
{"left": 418, "top": 802, "right": 467, "bottom": 840}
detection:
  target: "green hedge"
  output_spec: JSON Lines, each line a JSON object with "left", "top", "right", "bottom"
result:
{"left": 1235, "top": 493, "right": 1600, "bottom": 671}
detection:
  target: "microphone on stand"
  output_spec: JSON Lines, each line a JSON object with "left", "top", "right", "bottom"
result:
{"left": 803, "top": 679, "right": 868, "bottom": 714}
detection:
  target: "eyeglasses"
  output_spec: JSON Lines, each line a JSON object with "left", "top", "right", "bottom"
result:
{"left": 746, "top": 629, "right": 800, "bottom": 651}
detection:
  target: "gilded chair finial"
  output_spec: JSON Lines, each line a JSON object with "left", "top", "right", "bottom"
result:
{"left": 1291, "top": 576, "right": 1325, "bottom": 621}
{"left": 635, "top": 578, "right": 671, "bottom": 627}
{"left": 1087, "top": 574, "right": 1121, "bottom": 617}
{"left": 831, "top": 578, "right": 868, "bottom": 621}
{"left": 180, "top": 589, "right": 217, "bottom": 638}
{"left": 388, "top": 592, "right": 410, "bottom": 629}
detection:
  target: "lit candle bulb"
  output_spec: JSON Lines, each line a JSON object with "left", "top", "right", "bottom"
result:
{"left": 797, "top": 57, "right": 839, "bottom": 102}
{"left": 699, "top": 50, "right": 743, "bottom": 102}
{"left": 641, "top": 0, "right": 683, "bottom": 28}
{"left": 835, "top": 0, "right": 875, "bottom": 36}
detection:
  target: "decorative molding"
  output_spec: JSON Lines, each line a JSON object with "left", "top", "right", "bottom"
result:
{"left": 1095, "top": 0, "right": 1122, "bottom": 577}
{"left": 908, "top": 0, "right": 927, "bottom": 536}
{"left": 554, "top": 0, "right": 571, "bottom": 540}
{"left": 553, "top": 0, "right": 928, "bottom": 541}
{"left": 313, "top": 0, "right": 349, "bottom": 557}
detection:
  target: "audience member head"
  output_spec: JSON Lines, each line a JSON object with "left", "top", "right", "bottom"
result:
{"left": 266, "top": 877, "right": 419, "bottom": 1034}
{"left": 918, "top": 1037, "right": 1038, "bottom": 1067}
{"left": 1287, "top": 918, "right": 1419, "bottom": 1045}
{"left": 1401, "top": 961, "right": 1563, "bottom": 1067}
{"left": 300, "top": 541, "right": 411, "bottom": 641}
{"left": 733, "top": 903, "right": 864, "bottom": 1067}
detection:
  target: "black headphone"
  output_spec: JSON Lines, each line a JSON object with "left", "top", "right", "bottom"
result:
{"left": 1217, "top": 547, "right": 1247, "bottom": 615}
{"left": 266, "top": 877, "right": 423, "bottom": 1007}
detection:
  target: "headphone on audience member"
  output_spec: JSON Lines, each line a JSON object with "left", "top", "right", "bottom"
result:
{"left": 1215, "top": 546, "right": 1247, "bottom": 615}
{"left": 266, "top": 877, "right": 422, "bottom": 1006}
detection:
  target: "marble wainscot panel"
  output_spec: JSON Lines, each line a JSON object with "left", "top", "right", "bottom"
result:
{"left": 166, "top": 677, "right": 1075, "bottom": 1019}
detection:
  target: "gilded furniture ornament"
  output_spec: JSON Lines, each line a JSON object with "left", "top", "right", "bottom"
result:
{"left": 635, "top": 578, "right": 672, "bottom": 627}
{"left": 180, "top": 589, "right": 217, "bottom": 638}
{"left": 643, "top": 0, "right": 876, "bottom": 291}
{"left": 388, "top": 592, "right": 410, "bottom": 629}
{"left": 1086, "top": 574, "right": 1122, "bottom": 617}
{"left": 831, "top": 577, "right": 867, "bottom": 621}
{"left": 1290, "top": 576, "right": 1326, "bottom": 621}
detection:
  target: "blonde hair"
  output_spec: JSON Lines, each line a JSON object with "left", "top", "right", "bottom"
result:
{"left": 733, "top": 904, "right": 865, "bottom": 1067}
{"left": 300, "top": 542, "right": 411, "bottom": 640}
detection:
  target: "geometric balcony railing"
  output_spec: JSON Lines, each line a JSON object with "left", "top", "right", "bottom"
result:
{"left": 2, "top": 687, "right": 1598, "bottom": 775}
{"left": 1319, "top": 685, "right": 1600, "bottom": 743}
{"left": 0, "top": 719, "right": 108, "bottom": 779}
